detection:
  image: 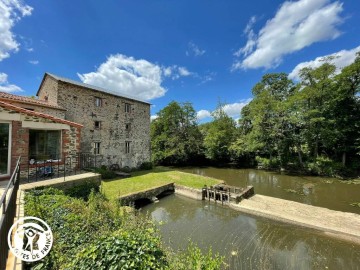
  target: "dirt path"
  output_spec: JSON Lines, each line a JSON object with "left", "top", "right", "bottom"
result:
{"left": 230, "top": 194, "right": 360, "bottom": 244}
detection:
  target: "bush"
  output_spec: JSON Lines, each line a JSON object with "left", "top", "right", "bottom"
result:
{"left": 64, "top": 181, "right": 100, "bottom": 200}
{"left": 25, "top": 188, "right": 224, "bottom": 270}
{"left": 95, "top": 167, "right": 117, "bottom": 179}
{"left": 306, "top": 156, "right": 351, "bottom": 178}
{"left": 255, "top": 156, "right": 280, "bottom": 169}
{"left": 139, "top": 161, "right": 153, "bottom": 170}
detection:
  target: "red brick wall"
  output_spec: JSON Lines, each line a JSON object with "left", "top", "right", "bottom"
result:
{"left": 11, "top": 121, "right": 29, "bottom": 173}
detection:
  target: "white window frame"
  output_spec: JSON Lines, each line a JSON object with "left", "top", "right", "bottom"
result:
{"left": 125, "top": 103, "right": 131, "bottom": 113}
{"left": 95, "top": 97, "right": 102, "bottom": 107}
{"left": 0, "top": 121, "right": 12, "bottom": 176}
{"left": 93, "top": 142, "right": 101, "bottom": 155}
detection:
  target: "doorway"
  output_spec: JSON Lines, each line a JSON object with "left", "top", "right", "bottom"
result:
{"left": 0, "top": 123, "right": 10, "bottom": 175}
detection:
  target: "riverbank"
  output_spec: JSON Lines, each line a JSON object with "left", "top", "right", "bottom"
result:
{"left": 102, "top": 167, "right": 222, "bottom": 200}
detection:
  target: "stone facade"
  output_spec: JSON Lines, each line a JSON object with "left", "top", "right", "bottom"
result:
{"left": 37, "top": 73, "right": 151, "bottom": 169}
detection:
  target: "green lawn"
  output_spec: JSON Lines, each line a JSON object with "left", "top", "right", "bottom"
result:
{"left": 102, "top": 167, "right": 222, "bottom": 200}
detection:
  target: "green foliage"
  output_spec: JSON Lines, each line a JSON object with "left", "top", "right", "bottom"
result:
{"left": 95, "top": 167, "right": 117, "bottom": 179}
{"left": 25, "top": 187, "right": 224, "bottom": 270}
{"left": 306, "top": 156, "right": 350, "bottom": 177}
{"left": 151, "top": 101, "right": 204, "bottom": 165}
{"left": 64, "top": 181, "right": 100, "bottom": 200}
{"left": 202, "top": 102, "right": 236, "bottom": 162}
{"left": 138, "top": 161, "right": 153, "bottom": 170}
{"left": 255, "top": 156, "right": 280, "bottom": 169}
{"left": 168, "top": 242, "right": 225, "bottom": 270}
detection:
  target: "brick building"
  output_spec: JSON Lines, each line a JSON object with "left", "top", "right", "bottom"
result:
{"left": 0, "top": 99, "right": 82, "bottom": 180}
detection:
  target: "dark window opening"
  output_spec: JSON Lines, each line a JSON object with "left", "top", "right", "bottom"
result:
{"left": 125, "top": 123, "right": 131, "bottom": 131}
{"left": 125, "top": 141, "right": 130, "bottom": 154}
{"left": 94, "top": 121, "right": 101, "bottom": 129}
{"left": 29, "top": 130, "right": 61, "bottom": 160}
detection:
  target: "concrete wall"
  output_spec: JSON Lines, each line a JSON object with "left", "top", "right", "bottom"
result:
{"left": 40, "top": 80, "right": 151, "bottom": 168}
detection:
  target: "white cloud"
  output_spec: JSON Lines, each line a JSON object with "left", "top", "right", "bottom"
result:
{"left": 162, "top": 65, "right": 194, "bottom": 80}
{"left": 187, "top": 42, "right": 205, "bottom": 57}
{"left": 289, "top": 46, "right": 360, "bottom": 80}
{"left": 222, "top": 99, "right": 252, "bottom": 118}
{"left": 197, "top": 99, "right": 252, "bottom": 121}
{"left": 78, "top": 54, "right": 167, "bottom": 100}
{"left": 0, "top": 0, "right": 33, "bottom": 61}
{"left": 197, "top": 110, "right": 211, "bottom": 120}
{"left": 150, "top": 115, "right": 158, "bottom": 121}
{"left": 233, "top": 0, "right": 344, "bottom": 70}
{"left": 0, "top": 72, "right": 22, "bottom": 92}
{"left": 28, "top": 60, "right": 38, "bottom": 65}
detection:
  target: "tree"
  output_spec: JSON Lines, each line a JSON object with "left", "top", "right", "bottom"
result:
{"left": 202, "top": 103, "right": 236, "bottom": 163}
{"left": 151, "top": 101, "right": 203, "bottom": 165}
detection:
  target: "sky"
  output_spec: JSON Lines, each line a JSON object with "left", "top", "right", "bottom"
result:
{"left": 0, "top": 0, "right": 359, "bottom": 122}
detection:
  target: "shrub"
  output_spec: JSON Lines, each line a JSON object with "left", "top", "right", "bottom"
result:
{"left": 25, "top": 188, "right": 225, "bottom": 270}
{"left": 139, "top": 161, "right": 153, "bottom": 170}
{"left": 95, "top": 167, "right": 117, "bottom": 179}
{"left": 307, "top": 156, "right": 345, "bottom": 177}
{"left": 255, "top": 156, "right": 280, "bottom": 169}
{"left": 64, "top": 181, "right": 100, "bottom": 200}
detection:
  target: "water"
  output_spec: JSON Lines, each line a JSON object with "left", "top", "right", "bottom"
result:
{"left": 178, "top": 167, "right": 360, "bottom": 214}
{"left": 142, "top": 167, "right": 360, "bottom": 269}
{"left": 143, "top": 195, "right": 360, "bottom": 270}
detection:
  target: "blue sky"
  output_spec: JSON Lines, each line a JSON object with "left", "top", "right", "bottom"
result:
{"left": 0, "top": 0, "right": 359, "bottom": 122}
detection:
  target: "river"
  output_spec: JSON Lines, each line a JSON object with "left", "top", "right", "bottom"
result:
{"left": 142, "top": 167, "right": 360, "bottom": 269}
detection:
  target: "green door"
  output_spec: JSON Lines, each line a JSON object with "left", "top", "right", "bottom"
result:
{"left": 0, "top": 123, "right": 10, "bottom": 175}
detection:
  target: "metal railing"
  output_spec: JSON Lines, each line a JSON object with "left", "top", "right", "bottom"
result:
{"left": 21, "top": 152, "right": 104, "bottom": 183}
{"left": 0, "top": 156, "right": 21, "bottom": 270}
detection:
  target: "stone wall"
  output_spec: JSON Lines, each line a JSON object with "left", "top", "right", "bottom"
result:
{"left": 37, "top": 75, "right": 59, "bottom": 106}
{"left": 3, "top": 101, "right": 65, "bottom": 119}
{"left": 43, "top": 81, "right": 151, "bottom": 168}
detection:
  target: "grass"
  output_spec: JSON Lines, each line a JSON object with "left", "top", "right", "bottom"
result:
{"left": 102, "top": 166, "right": 222, "bottom": 200}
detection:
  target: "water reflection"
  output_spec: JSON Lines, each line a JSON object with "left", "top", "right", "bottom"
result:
{"left": 143, "top": 195, "right": 360, "bottom": 270}
{"left": 179, "top": 167, "right": 360, "bottom": 214}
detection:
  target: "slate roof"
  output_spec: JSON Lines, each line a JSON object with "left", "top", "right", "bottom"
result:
{"left": 38, "top": 73, "right": 151, "bottom": 105}
{"left": 0, "top": 91, "right": 66, "bottom": 110}
{"left": 0, "top": 100, "right": 83, "bottom": 128}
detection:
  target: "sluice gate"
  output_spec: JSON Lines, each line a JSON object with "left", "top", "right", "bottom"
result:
{"left": 202, "top": 184, "right": 254, "bottom": 204}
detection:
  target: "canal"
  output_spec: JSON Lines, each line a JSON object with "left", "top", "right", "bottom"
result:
{"left": 142, "top": 168, "right": 360, "bottom": 269}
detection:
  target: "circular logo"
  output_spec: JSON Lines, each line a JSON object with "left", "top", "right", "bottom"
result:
{"left": 8, "top": 216, "right": 53, "bottom": 262}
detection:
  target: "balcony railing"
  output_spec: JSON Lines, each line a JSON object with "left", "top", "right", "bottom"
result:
{"left": 0, "top": 156, "right": 21, "bottom": 269}
{"left": 19, "top": 152, "right": 104, "bottom": 183}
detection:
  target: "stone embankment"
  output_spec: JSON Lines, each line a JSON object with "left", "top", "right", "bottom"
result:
{"left": 230, "top": 194, "right": 360, "bottom": 244}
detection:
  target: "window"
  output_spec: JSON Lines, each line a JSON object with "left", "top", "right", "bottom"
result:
{"left": 125, "top": 141, "right": 130, "bottom": 154}
{"left": 95, "top": 97, "right": 102, "bottom": 107}
{"left": 93, "top": 142, "right": 101, "bottom": 155}
{"left": 29, "top": 130, "right": 61, "bottom": 160}
{"left": 125, "top": 103, "right": 131, "bottom": 113}
{"left": 94, "top": 121, "right": 101, "bottom": 130}
{"left": 125, "top": 123, "right": 131, "bottom": 131}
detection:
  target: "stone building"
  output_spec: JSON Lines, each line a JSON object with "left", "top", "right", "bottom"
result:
{"left": 0, "top": 99, "right": 82, "bottom": 180}
{"left": 37, "top": 73, "right": 151, "bottom": 168}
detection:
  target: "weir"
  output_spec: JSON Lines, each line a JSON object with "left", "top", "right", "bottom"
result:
{"left": 202, "top": 184, "right": 254, "bottom": 204}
